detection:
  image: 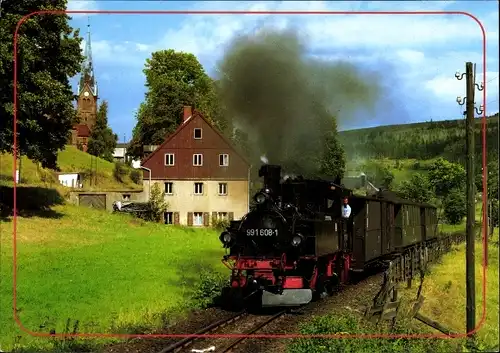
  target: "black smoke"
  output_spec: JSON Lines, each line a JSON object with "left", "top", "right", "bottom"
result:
{"left": 216, "top": 28, "right": 385, "bottom": 175}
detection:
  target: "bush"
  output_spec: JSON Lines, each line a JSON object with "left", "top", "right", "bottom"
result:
{"left": 113, "top": 162, "right": 128, "bottom": 182}
{"left": 147, "top": 183, "right": 168, "bottom": 223}
{"left": 443, "top": 188, "right": 467, "bottom": 225}
{"left": 130, "top": 169, "right": 142, "bottom": 185}
{"left": 191, "top": 270, "right": 229, "bottom": 309}
{"left": 212, "top": 217, "right": 230, "bottom": 231}
{"left": 428, "top": 158, "right": 466, "bottom": 198}
{"left": 397, "top": 173, "right": 435, "bottom": 204}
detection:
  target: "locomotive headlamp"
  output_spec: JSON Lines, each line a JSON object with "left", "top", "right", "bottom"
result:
{"left": 291, "top": 233, "right": 305, "bottom": 247}
{"left": 219, "top": 231, "right": 233, "bottom": 246}
{"left": 254, "top": 192, "right": 268, "bottom": 204}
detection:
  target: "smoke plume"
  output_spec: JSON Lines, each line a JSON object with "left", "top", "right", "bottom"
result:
{"left": 216, "top": 28, "right": 384, "bottom": 175}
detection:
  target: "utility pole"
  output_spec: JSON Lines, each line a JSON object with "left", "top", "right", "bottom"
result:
{"left": 455, "top": 62, "right": 484, "bottom": 338}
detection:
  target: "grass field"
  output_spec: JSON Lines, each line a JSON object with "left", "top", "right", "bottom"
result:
{"left": 0, "top": 203, "right": 226, "bottom": 352}
{"left": 0, "top": 145, "right": 140, "bottom": 190}
{"left": 400, "top": 227, "right": 499, "bottom": 351}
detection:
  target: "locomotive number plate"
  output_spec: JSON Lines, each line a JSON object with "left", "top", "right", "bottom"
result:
{"left": 246, "top": 228, "right": 279, "bottom": 236}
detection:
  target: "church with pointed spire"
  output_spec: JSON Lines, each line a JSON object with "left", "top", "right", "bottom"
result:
{"left": 69, "top": 18, "right": 99, "bottom": 152}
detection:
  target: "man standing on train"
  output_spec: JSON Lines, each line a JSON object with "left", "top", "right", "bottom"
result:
{"left": 341, "top": 197, "right": 352, "bottom": 250}
{"left": 342, "top": 197, "right": 351, "bottom": 218}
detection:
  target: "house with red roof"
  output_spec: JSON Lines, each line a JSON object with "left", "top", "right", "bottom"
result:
{"left": 140, "top": 106, "right": 251, "bottom": 226}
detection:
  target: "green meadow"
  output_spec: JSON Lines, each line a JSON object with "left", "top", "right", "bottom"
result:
{"left": 0, "top": 204, "right": 226, "bottom": 352}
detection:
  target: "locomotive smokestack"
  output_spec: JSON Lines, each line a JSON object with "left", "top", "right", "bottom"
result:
{"left": 259, "top": 164, "right": 281, "bottom": 195}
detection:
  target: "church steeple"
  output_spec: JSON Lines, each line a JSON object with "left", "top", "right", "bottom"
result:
{"left": 78, "top": 17, "right": 97, "bottom": 97}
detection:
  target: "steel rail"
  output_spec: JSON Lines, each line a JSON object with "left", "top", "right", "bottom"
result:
{"left": 159, "top": 310, "right": 247, "bottom": 353}
{"left": 219, "top": 310, "right": 287, "bottom": 353}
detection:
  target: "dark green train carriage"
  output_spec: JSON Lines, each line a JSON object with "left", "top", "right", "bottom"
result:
{"left": 348, "top": 191, "right": 438, "bottom": 271}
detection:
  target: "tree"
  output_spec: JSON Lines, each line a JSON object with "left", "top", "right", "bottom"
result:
{"left": 443, "top": 188, "right": 467, "bottom": 225}
{"left": 0, "top": 0, "right": 84, "bottom": 169}
{"left": 398, "top": 173, "right": 435, "bottom": 204}
{"left": 491, "top": 199, "right": 499, "bottom": 229}
{"left": 428, "top": 157, "right": 466, "bottom": 198}
{"left": 319, "top": 118, "right": 346, "bottom": 181}
{"left": 87, "top": 100, "right": 117, "bottom": 162}
{"left": 128, "top": 50, "right": 223, "bottom": 158}
{"left": 148, "top": 183, "right": 169, "bottom": 223}
{"left": 475, "top": 159, "right": 499, "bottom": 200}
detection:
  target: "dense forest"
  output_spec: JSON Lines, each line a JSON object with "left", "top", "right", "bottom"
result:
{"left": 339, "top": 113, "right": 499, "bottom": 168}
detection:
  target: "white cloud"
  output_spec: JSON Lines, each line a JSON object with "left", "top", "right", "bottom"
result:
{"left": 141, "top": 4, "right": 497, "bottom": 69}
{"left": 396, "top": 50, "right": 425, "bottom": 66}
{"left": 424, "top": 71, "right": 499, "bottom": 108}
{"left": 135, "top": 43, "right": 150, "bottom": 52}
{"left": 79, "top": 1, "right": 497, "bottom": 70}
{"left": 79, "top": 39, "right": 149, "bottom": 66}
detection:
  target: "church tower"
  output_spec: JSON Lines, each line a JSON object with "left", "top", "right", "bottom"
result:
{"left": 71, "top": 18, "right": 98, "bottom": 151}
{"left": 76, "top": 18, "right": 98, "bottom": 131}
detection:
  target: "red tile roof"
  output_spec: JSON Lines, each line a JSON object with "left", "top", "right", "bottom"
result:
{"left": 140, "top": 109, "right": 250, "bottom": 167}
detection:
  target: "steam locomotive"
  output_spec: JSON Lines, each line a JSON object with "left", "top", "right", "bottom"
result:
{"left": 219, "top": 164, "right": 439, "bottom": 307}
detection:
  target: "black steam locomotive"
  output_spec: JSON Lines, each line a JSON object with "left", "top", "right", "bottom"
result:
{"left": 219, "top": 164, "right": 439, "bottom": 307}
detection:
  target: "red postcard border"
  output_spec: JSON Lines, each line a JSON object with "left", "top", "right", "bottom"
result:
{"left": 12, "top": 9, "right": 489, "bottom": 341}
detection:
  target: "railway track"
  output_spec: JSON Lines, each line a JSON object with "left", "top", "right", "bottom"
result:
{"left": 159, "top": 309, "right": 287, "bottom": 353}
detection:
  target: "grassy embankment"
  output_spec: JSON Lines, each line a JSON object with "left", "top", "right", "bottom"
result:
{"left": 0, "top": 202, "right": 227, "bottom": 352}
{"left": 0, "top": 145, "right": 140, "bottom": 190}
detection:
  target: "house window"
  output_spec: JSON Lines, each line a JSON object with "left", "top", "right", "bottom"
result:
{"left": 218, "top": 183, "right": 228, "bottom": 195}
{"left": 219, "top": 154, "right": 229, "bottom": 166}
{"left": 122, "top": 194, "right": 131, "bottom": 201}
{"left": 218, "top": 212, "right": 228, "bottom": 220}
{"left": 194, "top": 128, "right": 202, "bottom": 139}
{"left": 193, "top": 212, "right": 204, "bottom": 226}
{"left": 164, "top": 212, "right": 173, "bottom": 225}
{"left": 164, "top": 182, "right": 173, "bottom": 194}
{"left": 165, "top": 153, "right": 175, "bottom": 166}
{"left": 193, "top": 154, "right": 203, "bottom": 166}
{"left": 194, "top": 182, "right": 204, "bottom": 195}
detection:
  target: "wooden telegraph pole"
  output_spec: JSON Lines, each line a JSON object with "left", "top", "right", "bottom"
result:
{"left": 456, "top": 62, "right": 479, "bottom": 337}
{"left": 464, "top": 62, "right": 476, "bottom": 336}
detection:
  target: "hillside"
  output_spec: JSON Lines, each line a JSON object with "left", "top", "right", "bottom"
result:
{"left": 339, "top": 113, "right": 499, "bottom": 167}
{"left": 0, "top": 145, "right": 141, "bottom": 191}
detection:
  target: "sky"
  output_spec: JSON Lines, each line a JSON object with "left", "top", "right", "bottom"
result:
{"left": 65, "top": 0, "right": 499, "bottom": 142}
